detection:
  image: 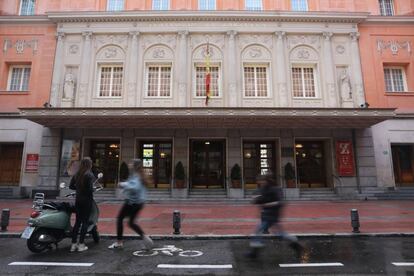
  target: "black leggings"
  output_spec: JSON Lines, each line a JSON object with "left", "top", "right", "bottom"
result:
{"left": 72, "top": 202, "right": 92, "bottom": 244}
{"left": 117, "top": 203, "right": 144, "bottom": 240}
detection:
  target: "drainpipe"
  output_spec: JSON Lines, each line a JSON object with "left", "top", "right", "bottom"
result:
{"left": 352, "top": 129, "right": 361, "bottom": 194}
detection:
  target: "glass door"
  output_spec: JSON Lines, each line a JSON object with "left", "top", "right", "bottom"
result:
{"left": 190, "top": 140, "right": 225, "bottom": 188}
{"left": 90, "top": 140, "right": 120, "bottom": 188}
{"left": 295, "top": 141, "right": 327, "bottom": 188}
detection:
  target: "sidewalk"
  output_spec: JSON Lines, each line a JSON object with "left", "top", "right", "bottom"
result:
{"left": 1, "top": 199, "right": 414, "bottom": 236}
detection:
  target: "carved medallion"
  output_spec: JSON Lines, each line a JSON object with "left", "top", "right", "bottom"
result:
{"left": 69, "top": 44, "right": 79, "bottom": 54}
{"left": 336, "top": 45, "right": 345, "bottom": 54}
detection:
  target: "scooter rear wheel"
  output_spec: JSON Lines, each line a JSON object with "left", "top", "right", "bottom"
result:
{"left": 27, "top": 228, "right": 51, "bottom": 253}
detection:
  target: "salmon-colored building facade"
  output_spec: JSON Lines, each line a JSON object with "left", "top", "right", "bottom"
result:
{"left": 0, "top": 0, "right": 413, "bottom": 199}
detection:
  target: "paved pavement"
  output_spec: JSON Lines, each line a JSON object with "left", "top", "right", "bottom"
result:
{"left": 1, "top": 199, "right": 414, "bottom": 236}
{"left": 1, "top": 237, "right": 414, "bottom": 275}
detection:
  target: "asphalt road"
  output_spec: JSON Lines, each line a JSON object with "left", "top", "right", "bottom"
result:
{"left": 0, "top": 236, "right": 414, "bottom": 275}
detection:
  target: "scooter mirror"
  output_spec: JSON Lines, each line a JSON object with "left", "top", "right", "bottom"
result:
{"left": 98, "top": 173, "right": 104, "bottom": 179}
{"left": 59, "top": 182, "right": 66, "bottom": 189}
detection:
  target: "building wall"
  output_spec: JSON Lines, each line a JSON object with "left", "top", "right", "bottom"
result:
{"left": 1, "top": 0, "right": 413, "bottom": 15}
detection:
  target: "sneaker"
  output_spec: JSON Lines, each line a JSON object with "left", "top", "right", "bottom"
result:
{"left": 108, "top": 242, "right": 123, "bottom": 249}
{"left": 70, "top": 243, "right": 78, "bottom": 252}
{"left": 142, "top": 235, "right": 154, "bottom": 249}
{"left": 77, "top": 243, "right": 88, "bottom": 252}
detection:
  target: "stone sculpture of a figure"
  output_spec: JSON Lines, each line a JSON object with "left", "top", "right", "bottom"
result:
{"left": 340, "top": 69, "right": 352, "bottom": 100}
{"left": 63, "top": 72, "right": 76, "bottom": 99}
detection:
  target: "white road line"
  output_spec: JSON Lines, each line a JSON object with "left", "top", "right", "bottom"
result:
{"left": 9, "top": 262, "right": 94, "bottom": 267}
{"left": 392, "top": 262, "right": 414, "bottom": 267}
{"left": 279, "top": 263, "right": 344, "bottom": 268}
{"left": 157, "top": 264, "right": 233, "bottom": 269}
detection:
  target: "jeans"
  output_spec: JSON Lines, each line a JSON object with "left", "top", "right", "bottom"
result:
{"left": 252, "top": 219, "right": 298, "bottom": 246}
{"left": 72, "top": 201, "right": 92, "bottom": 244}
{"left": 117, "top": 202, "right": 144, "bottom": 240}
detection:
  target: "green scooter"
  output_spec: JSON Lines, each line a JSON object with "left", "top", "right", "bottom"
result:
{"left": 21, "top": 174, "right": 103, "bottom": 253}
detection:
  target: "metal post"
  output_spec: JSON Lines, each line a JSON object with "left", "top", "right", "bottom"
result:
{"left": 350, "top": 209, "right": 360, "bottom": 233}
{"left": 1, "top": 209, "right": 10, "bottom": 232}
{"left": 173, "top": 210, "right": 181, "bottom": 235}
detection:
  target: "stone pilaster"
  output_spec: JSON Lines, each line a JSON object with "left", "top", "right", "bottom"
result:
{"left": 322, "top": 32, "right": 337, "bottom": 107}
{"left": 177, "top": 31, "right": 189, "bottom": 107}
{"left": 76, "top": 31, "right": 93, "bottom": 107}
{"left": 274, "top": 31, "right": 288, "bottom": 107}
{"left": 49, "top": 32, "right": 65, "bottom": 107}
{"left": 227, "top": 30, "right": 238, "bottom": 107}
{"left": 350, "top": 32, "right": 366, "bottom": 107}
{"left": 126, "top": 31, "right": 139, "bottom": 107}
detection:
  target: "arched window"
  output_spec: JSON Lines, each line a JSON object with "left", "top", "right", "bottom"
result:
{"left": 96, "top": 45, "right": 125, "bottom": 98}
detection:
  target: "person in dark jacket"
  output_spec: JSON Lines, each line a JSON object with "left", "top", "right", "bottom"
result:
{"left": 246, "top": 174, "right": 303, "bottom": 259}
{"left": 69, "top": 157, "right": 96, "bottom": 252}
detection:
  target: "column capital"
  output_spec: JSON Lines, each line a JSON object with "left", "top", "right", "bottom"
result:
{"left": 275, "top": 31, "right": 286, "bottom": 40}
{"left": 322, "top": 32, "right": 333, "bottom": 41}
{"left": 226, "top": 30, "right": 237, "bottom": 38}
{"left": 56, "top": 32, "right": 65, "bottom": 41}
{"left": 350, "top": 32, "right": 360, "bottom": 42}
{"left": 178, "top": 30, "right": 189, "bottom": 37}
{"left": 129, "top": 31, "right": 140, "bottom": 39}
{"left": 82, "top": 31, "right": 93, "bottom": 40}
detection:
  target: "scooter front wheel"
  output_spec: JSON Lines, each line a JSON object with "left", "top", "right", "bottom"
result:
{"left": 27, "top": 228, "right": 52, "bottom": 253}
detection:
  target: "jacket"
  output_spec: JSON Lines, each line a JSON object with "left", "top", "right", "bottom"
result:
{"left": 119, "top": 173, "right": 146, "bottom": 205}
{"left": 69, "top": 171, "right": 95, "bottom": 204}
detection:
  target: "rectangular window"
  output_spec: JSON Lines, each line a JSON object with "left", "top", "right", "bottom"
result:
{"left": 98, "top": 65, "right": 123, "bottom": 97}
{"left": 291, "top": 0, "right": 308, "bottom": 11}
{"left": 195, "top": 65, "right": 220, "bottom": 97}
{"left": 245, "top": 0, "right": 262, "bottom": 11}
{"left": 19, "top": 0, "right": 35, "bottom": 15}
{"left": 291, "top": 66, "right": 316, "bottom": 98}
{"left": 198, "top": 0, "right": 216, "bottom": 10}
{"left": 8, "top": 66, "right": 31, "bottom": 91}
{"left": 146, "top": 65, "right": 172, "bottom": 97}
{"left": 152, "top": 0, "right": 169, "bottom": 10}
{"left": 379, "top": 0, "right": 394, "bottom": 16}
{"left": 384, "top": 67, "right": 407, "bottom": 92}
{"left": 243, "top": 65, "right": 268, "bottom": 97}
{"left": 107, "top": 0, "right": 124, "bottom": 11}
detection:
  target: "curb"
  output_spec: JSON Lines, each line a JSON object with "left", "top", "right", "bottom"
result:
{"left": 2, "top": 232, "right": 414, "bottom": 239}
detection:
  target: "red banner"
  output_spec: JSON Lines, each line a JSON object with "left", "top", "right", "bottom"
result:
{"left": 25, "top": 154, "right": 39, "bottom": 173}
{"left": 335, "top": 141, "right": 355, "bottom": 176}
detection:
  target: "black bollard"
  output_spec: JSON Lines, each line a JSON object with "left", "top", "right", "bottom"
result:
{"left": 350, "top": 209, "right": 360, "bottom": 233}
{"left": 173, "top": 210, "right": 181, "bottom": 235}
{"left": 1, "top": 209, "right": 10, "bottom": 232}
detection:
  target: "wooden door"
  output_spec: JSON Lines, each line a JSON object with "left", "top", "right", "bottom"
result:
{"left": 0, "top": 143, "right": 23, "bottom": 186}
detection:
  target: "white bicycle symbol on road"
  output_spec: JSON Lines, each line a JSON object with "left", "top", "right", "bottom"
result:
{"left": 133, "top": 245, "right": 203, "bottom": 258}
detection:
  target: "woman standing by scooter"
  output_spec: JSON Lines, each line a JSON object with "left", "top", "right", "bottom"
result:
{"left": 69, "top": 157, "right": 96, "bottom": 252}
{"left": 108, "top": 159, "right": 153, "bottom": 250}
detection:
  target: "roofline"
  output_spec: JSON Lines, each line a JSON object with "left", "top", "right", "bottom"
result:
{"left": 0, "top": 15, "right": 51, "bottom": 24}
{"left": 45, "top": 10, "right": 369, "bottom": 24}
{"left": 364, "top": 15, "right": 414, "bottom": 25}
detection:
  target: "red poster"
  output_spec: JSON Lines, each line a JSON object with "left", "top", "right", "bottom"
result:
{"left": 336, "top": 141, "right": 355, "bottom": 176}
{"left": 25, "top": 154, "right": 39, "bottom": 173}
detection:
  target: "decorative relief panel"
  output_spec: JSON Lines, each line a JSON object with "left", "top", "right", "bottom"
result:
{"left": 144, "top": 45, "right": 174, "bottom": 60}
{"left": 377, "top": 39, "right": 412, "bottom": 55}
{"left": 242, "top": 44, "right": 271, "bottom": 60}
{"left": 290, "top": 45, "right": 318, "bottom": 61}
{"left": 141, "top": 34, "right": 177, "bottom": 51}
{"left": 141, "top": 99, "right": 173, "bottom": 107}
{"left": 238, "top": 34, "right": 273, "bottom": 51}
{"left": 287, "top": 35, "right": 320, "bottom": 50}
{"left": 242, "top": 99, "right": 274, "bottom": 107}
{"left": 190, "top": 34, "right": 225, "bottom": 50}
{"left": 94, "top": 35, "right": 128, "bottom": 50}
{"left": 3, "top": 38, "right": 38, "bottom": 55}
{"left": 193, "top": 44, "right": 223, "bottom": 60}
{"left": 68, "top": 44, "right": 80, "bottom": 55}
{"left": 96, "top": 45, "right": 125, "bottom": 60}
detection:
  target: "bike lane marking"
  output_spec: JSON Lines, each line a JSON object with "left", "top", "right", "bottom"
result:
{"left": 158, "top": 264, "right": 233, "bottom": 269}
{"left": 279, "top": 263, "right": 344, "bottom": 268}
{"left": 9, "top": 262, "right": 94, "bottom": 267}
{"left": 392, "top": 262, "right": 414, "bottom": 266}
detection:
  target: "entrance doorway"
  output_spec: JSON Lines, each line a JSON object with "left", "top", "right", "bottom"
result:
{"left": 138, "top": 141, "right": 172, "bottom": 189}
{"left": 392, "top": 145, "right": 414, "bottom": 186}
{"left": 190, "top": 140, "right": 225, "bottom": 189}
{"left": 89, "top": 140, "right": 120, "bottom": 188}
{"left": 243, "top": 141, "right": 277, "bottom": 189}
{"left": 295, "top": 140, "right": 328, "bottom": 188}
{"left": 0, "top": 143, "right": 23, "bottom": 186}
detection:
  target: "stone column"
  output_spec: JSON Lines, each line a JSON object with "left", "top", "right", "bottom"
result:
{"left": 126, "top": 31, "right": 139, "bottom": 107}
{"left": 322, "top": 32, "right": 337, "bottom": 107}
{"left": 274, "top": 31, "right": 288, "bottom": 107}
{"left": 350, "top": 32, "right": 366, "bottom": 107}
{"left": 227, "top": 30, "right": 237, "bottom": 107}
{"left": 177, "top": 31, "right": 189, "bottom": 107}
{"left": 76, "top": 31, "right": 93, "bottom": 107}
{"left": 49, "top": 32, "right": 65, "bottom": 107}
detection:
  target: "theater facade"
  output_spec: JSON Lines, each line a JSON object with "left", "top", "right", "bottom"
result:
{"left": 21, "top": 11, "right": 394, "bottom": 199}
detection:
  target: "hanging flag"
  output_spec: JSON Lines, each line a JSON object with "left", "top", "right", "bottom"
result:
{"left": 205, "top": 42, "right": 211, "bottom": 106}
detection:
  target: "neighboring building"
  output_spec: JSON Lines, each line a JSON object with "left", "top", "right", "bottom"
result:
{"left": 359, "top": 1, "right": 414, "bottom": 192}
{"left": 0, "top": 4, "right": 56, "bottom": 197}
{"left": 2, "top": 0, "right": 411, "bottom": 200}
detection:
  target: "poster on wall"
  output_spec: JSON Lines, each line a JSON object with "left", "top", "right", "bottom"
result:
{"left": 335, "top": 141, "right": 355, "bottom": 177}
{"left": 25, "top": 154, "right": 39, "bottom": 173}
{"left": 60, "top": 140, "right": 80, "bottom": 177}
